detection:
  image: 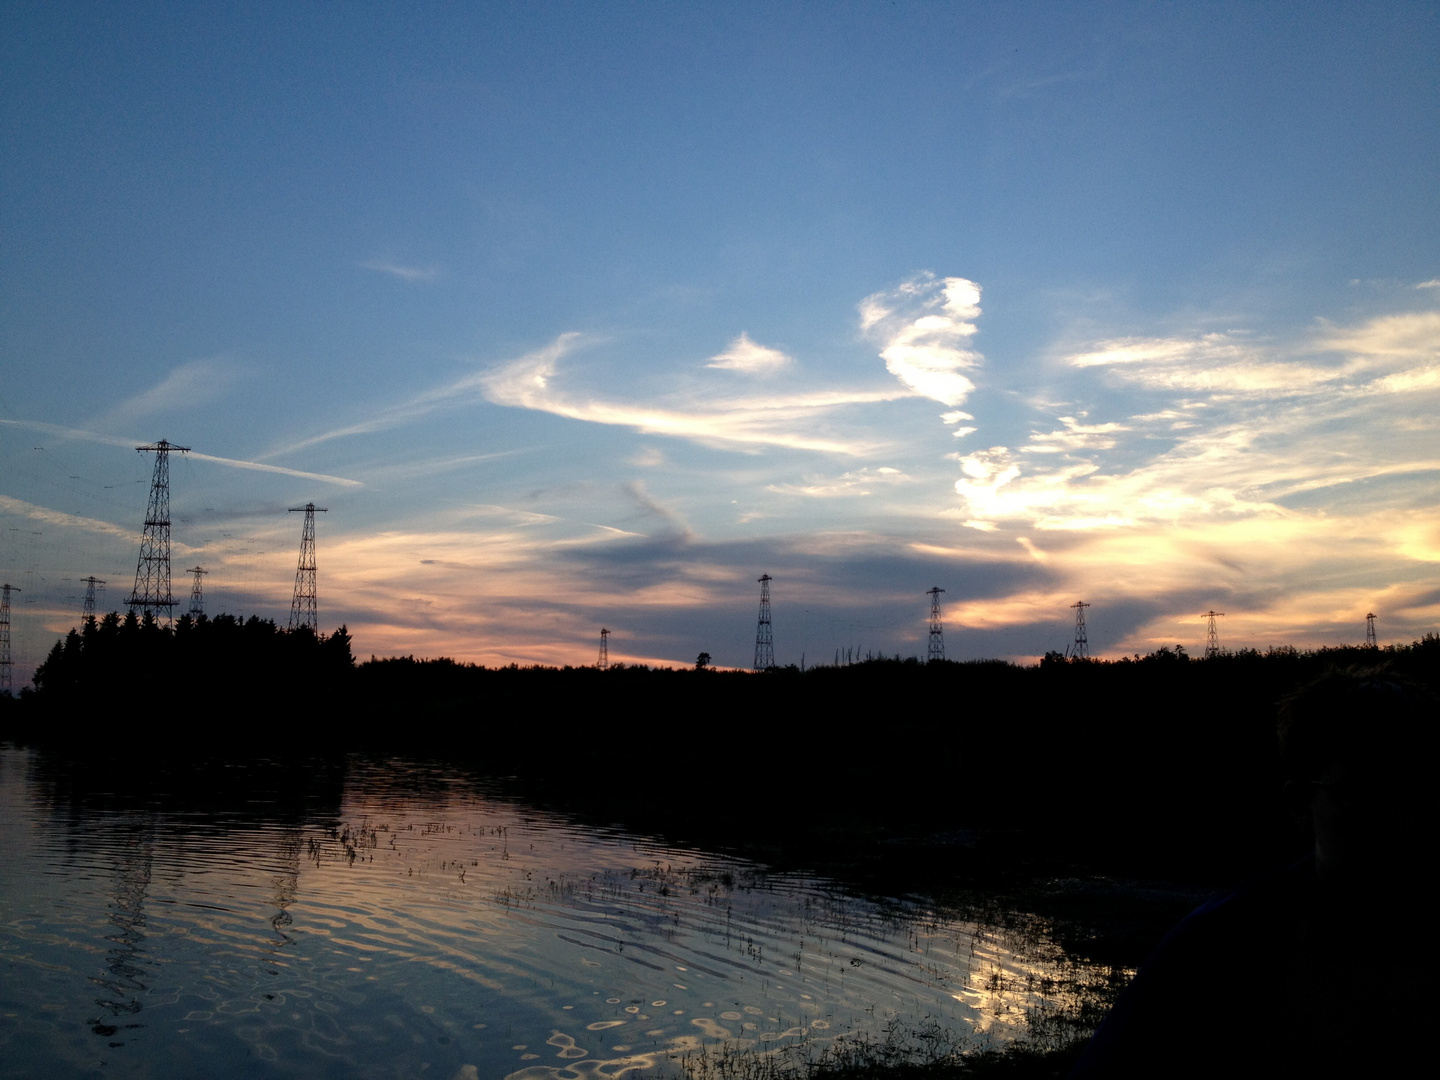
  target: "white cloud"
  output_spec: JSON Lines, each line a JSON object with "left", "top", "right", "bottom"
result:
{"left": 362, "top": 259, "right": 438, "bottom": 282}
{"left": 860, "top": 273, "right": 985, "bottom": 408}
{"left": 953, "top": 308, "right": 1440, "bottom": 534}
{"left": 707, "top": 332, "right": 792, "bottom": 375}
{"left": 767, "top": 466, "right": 912, "bottom": 498}
{"left": 1415, "top": 279, "right": 1440, "bottom": 290}
{"left": 480, "top": 335, "right": 911, "bottom": 455}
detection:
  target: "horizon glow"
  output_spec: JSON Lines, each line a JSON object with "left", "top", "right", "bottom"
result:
{"left": 2, "top": 4, "right": 1437, "bottom": 683}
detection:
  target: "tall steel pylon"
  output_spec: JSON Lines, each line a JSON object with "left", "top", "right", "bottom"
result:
{"left": 1202, "top": 610, "right": 1225, "bottom": 658}
{"left": 1365, "top": 612, "right": 1378, "bottom": 648}
{"left": 598, "top": 627, "right": 610, "bottom": 670}
{"left": 186, "top": 567, "right": 208, "bottom": 619}
{"left": 127, "top": 440, "right": 190, "bottom": 625}
{"left": 1070, "top": 600, "right": 1091, "bottom": 659}
{"left": 753, "top": 574, "right": 774, "bottom": 671}
{"left": 926, "top": 587, "right": 946, "bottom": 663}
{"left": 81, "top": 576, "right": 106, "bottom": 622}
{"left": 288, "top": 504, "right": 327, "bottom": 632}
{"left": 0, "top": 584, "right": 17, "bottom": 695}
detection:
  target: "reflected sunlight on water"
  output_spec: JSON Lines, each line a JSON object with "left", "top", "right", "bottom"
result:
{"left": 0, "top": 749, "right": 1111, "bottom": 1079}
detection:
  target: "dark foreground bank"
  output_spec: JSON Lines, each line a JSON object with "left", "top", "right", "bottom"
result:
{"left": 12, "top": 617, "right": 1438, "bottom": 884}
{"left": 6, "top": 621, "right": 1437, "bottom": 1078}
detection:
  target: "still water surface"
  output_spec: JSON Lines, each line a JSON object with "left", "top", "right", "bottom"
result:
{"left": 0, "top": 748, "right": 1111, "bottom": 1079}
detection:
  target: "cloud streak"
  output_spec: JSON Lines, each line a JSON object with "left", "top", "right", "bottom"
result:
{"left": 0, "top": 419, "right": 361, "bottom": 486}
{"left": 479, "top": 335, "right": 911, "bottom": 455}
{"left": 362, "top": 259, "right": 439, "bottom": 282}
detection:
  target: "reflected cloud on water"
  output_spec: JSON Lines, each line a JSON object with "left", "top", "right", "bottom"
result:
{"left": 0, "top": 749, "right": 1119, "bottom": 1078}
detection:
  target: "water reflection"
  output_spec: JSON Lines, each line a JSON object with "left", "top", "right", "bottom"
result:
{"left": 89, "top": 820, "right": 153, "bottom": 1044}
{"left": 0, "top": 749, "right": 1119, "bottom": 1078}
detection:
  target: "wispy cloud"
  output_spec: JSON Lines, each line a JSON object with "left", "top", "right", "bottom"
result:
{"left": 707, "top": 332, "right": 793, "bottom": 375}
{"left": 479, "top": 334, "right": 911, "bottom": 455}
{"left": 0, "top": 418, "right": 361, "bottom": 486}
{"left": 90, "top": 359, "right": 241, "bottom": 431}
{"left": 767, "top": 467, "right": 913, "bottom": 498}
{"left": 860, "top": 273, "right": 985, "bottom": 410}
{"left": 932, "top": 305, "right": 1440, "bottom": 653}
{"left": 362, "top": 259, "right": 439, "bottom": 282}
{"left": 0, "top": 494, "right": 139, "bottom": 542}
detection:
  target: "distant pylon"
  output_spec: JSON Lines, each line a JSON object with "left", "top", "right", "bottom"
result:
{"left": 287, "top": 503, "right": 327, "bottom": 632}
{"left": 1070, "top": 601, "right": 1090, "bottom": 659}
{"left": 81, "top": 576, "right": 106, "bottom": 621}
{"left": 127, "top": 440, "right": 190, "bottom": 625}
{"left": 753, "top": 574, "right": 774, "bottom": 670}
{"left": 1202, "top": 610, "right": 1225, "bottom": 658}
{"left": 1365, "top": 612, "right": 1377, "bottom": 648}
{"left": 186, "top": 567, "right": 208, "bottom": 618}
{"left": 927, "top": 587, "right": 946, "bottom": 663}
{"left": 598, "top": 627, "right": 610, "bottom": 670}
{"left": 0, "top": 583, "right": 17, "bottom": 695}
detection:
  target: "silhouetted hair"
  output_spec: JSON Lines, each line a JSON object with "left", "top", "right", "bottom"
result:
{"left": 1276, "top": 665, "right": 1436, "bottom": 782}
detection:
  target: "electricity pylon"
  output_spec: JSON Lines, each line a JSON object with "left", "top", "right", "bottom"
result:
{"left": 186, "top": 567, "right": 208, "bottom": 619}
{"left": 753, "top": 574, "right": 774, "bottom": 671}
{"left": 127, "top": 440, "right": 190, "bottom": 625}
{"left": 287, "top": 504, "right": 327, "bottom": 632}
{"left": 1202, "top": 610, "right": 1225, "bottom": 658}
{"left": 0, "top": 584, "right": 17, "bottom": 695}
{"left": 1365, "top": 612, "right": 1377, "bottom": 648}
{"left": 926, "top": 587, "right": 946, "bottom": 663}
{"left": 82, "top": 576, "right": 106, "bottom": 621}
{"left": 1070, "top": 600, "right": 1090, "bottom": 659}
{"left": 598, "top": 627, "right": 610, "bottom": 670}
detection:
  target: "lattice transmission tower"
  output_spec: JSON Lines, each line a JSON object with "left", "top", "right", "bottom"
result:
{"left": 81, "top": 576, "right": 106, "bottom": 621}
{"left": 288, "top": 504, "right": 327, "bottom": 632}
{"left": 0, "top": 584, "right": 17, "bottom": 695}
{"left": 186, "top": 567, "right": 208, "bottom": 619}
{"left": 1365, "top": 612, "right": 1377, "bottom": 648}
{"left": 926, "top": 587, "right": 946, "bottom": 663}
{"left": 127, "top": 440, "right": 190, "bottom": 625}
{"left": 1070, "top": 600, "right": 1090, "bottom": 659}
{"left": 753, "top": 574, "right": 774, "bottom": 670}
{"left": 598, "top": 627, "right": 610, "bottom": 670}
{"left": 1202, "top": 610, "right": 1225, "bottom": 658}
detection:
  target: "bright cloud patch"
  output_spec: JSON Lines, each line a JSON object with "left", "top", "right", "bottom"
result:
{"left": 707, "top": 333, "right": 792, "bottom": 375}
{"left": 952, "top": 311, "right": 1440, "bottom": 536}
{"left": 861, "top": 273, "right": 984, "bottom": 408}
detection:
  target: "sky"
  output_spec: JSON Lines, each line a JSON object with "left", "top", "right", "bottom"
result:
{"left": 2, "top": 2, "right": 1437, "bottom": 680}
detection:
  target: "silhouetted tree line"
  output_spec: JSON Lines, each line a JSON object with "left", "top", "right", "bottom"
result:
{"left": 9, "top": 626, "right": 1436, "bottom": 881}
{"left": 25, "top": 610, "right": 354, "bottom": 721}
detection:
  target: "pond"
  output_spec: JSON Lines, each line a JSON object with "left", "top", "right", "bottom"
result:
{"left": 0, "top": 747, "right": 1121, "bottom": 1079}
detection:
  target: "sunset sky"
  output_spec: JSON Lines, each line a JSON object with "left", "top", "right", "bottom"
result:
{"left": 3, "top": 3, "right": 1437, "bottom": 679}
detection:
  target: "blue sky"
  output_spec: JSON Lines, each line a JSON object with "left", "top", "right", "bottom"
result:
{"left": 3, "top": 2, "right": 1437, "bottom": 678}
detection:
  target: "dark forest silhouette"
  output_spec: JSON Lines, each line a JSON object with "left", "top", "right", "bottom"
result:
{"left": 7, "top": 621, "right": 1437, "bottom": 882}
